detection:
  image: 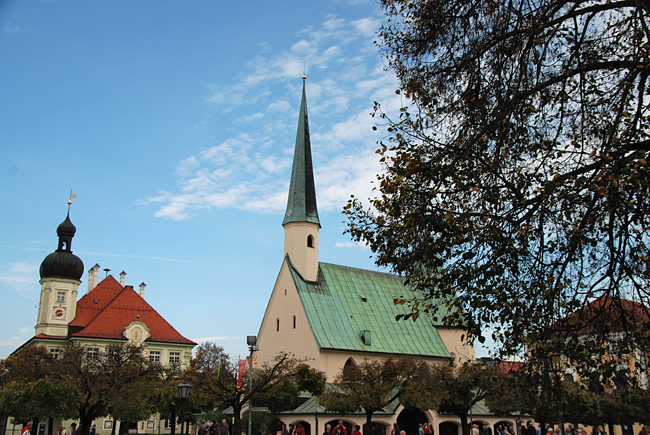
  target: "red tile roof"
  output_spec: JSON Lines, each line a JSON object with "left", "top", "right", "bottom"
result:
{"left": 68, "top": 275, "right": 195, "bottom": 345}
{"left": 552, "top": 295, "right": 650, "bottom": 335}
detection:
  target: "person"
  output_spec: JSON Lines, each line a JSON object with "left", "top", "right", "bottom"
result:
{"left": 297, "top": 425, "right": 305, "bottom": 435}
{"left": 324, "top": 425, "right": 332, "bottom": 435}
{"left": 471, "top": 425, "right": 480, "bottom": 435}
{"left": 198, "top": 422, "right": 207, "bottom": 435}
{"left": 419, "top": 424, "right": 425, "bottom": 435}
{"left": 594, "top": 427, "right": 606, "bottom": 435}
{"left": 391, "top": 424, "right": 399, "bottom": 435}
{"left": 90, "top": 425, "right": 96, "bottom": 435}
{"left": 424, "top": 424, "right": 432, "bottom": 435}
{"left": 220, "top": 419, "right": 229, "bottom": 435}
{"left": 336, "top": 421, "right": 347, "bottom": 435}
{"left": 22, "top": 423, "right": 33, "bottom": 435}
{"left": 334, "top": 427, "right": 344, "bottom": 435}
{"left": 69, "top": 424, "right": 77, "bottom": 435}
{"left": 483, "top": 426, "right": 493, "bottom": 435}
{"left": 288, "top": 424, "right": 296, "bottom": 435}
{"left": 58, "top": 427, "right": 67, "bottom": 435}
{"left": 281, "top": 424, "right": 289, "bottom": 435}
{"left": 352, "top": 426, "right": 362, "bottom": 435}
{"left": 210, "top": 421, "right": 219, "bottom": 435}
{"left": 526, "top": 422, "right": 536, "bottom": 435}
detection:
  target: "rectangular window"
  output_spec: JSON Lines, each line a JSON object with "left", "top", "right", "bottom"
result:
{"left": 50, "top": 348, "right": 60, "bottom": 360}
{"left": 149, "top": 350, "right": 161, "bottom": 362}
{"left": 169, "top": 351, "right": 181, "bottom": 364}
{"left": 87, "top": 347, "right": 100, "bottom": 360}
{"left": 56, "top": 291, "right": 66, "bottom": 303}
{"left": 293, "top": 315, "right": 296, "bottom": 329}
{"left": 276, "top": 318, "right": 280, "bottom": 332}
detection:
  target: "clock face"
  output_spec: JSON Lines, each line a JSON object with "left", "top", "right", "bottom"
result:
{"left": 52, "top": 307, "right": 66, "bottom": 320}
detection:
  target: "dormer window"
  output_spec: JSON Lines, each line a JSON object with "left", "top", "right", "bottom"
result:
{"left": 307, "top": 235, "right": 314, "bottom": 248}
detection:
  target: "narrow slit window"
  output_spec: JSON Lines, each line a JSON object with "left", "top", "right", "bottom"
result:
{"left": 293, "top": 315, "right": 296, "bottom": 329}
{"left": 276, "top": 318, "right": 280, "bottom": 332}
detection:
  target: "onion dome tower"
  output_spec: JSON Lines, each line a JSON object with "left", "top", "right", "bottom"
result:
{"left": 35, "top": 202, "right": 84, "bottom": 337}
{"left": 283, "top": 75, "right": 321, "bottom": 282}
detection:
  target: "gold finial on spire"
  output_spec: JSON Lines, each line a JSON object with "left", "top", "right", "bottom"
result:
{"left": 68, "top": 189, "right": 76, "bottom": 206}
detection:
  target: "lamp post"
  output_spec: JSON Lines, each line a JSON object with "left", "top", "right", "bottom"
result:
{"left": 246, "top": 336, "right": 260, "bottom": 435}
{"left": 178, "top": 382, "right": 192, "bottom": 435}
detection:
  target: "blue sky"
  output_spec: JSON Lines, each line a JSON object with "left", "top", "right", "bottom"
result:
{"left": 0, "top": 0, "right": 492, "bottom": 361}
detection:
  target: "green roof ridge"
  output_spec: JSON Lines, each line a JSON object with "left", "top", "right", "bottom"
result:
{"left": 282, "top": 79, "right": 320, "bottom": 227}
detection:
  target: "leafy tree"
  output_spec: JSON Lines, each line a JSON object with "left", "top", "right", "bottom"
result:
{"left": 319, "top": 357, "right": 442, "bottom": 430}
{"left": 430, "top": 363, "right": 501, "bottom": 435}
{"left": 345, "top": 0, "right": 650, "bottom": 377}
{"left": 190, "top": 344, "right": 325, "bottom": 435}
{"left": 0, "top": 346, "right": 76, "bottom": 424}
{"left": 57, "top": 342, "right": 162, "bottom": 435}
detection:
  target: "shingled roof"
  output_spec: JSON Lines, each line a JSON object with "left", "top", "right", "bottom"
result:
{"left": 288, "top": 259, "right": 452, "bottom": 359}
{"left": 64, "top": 275, "right": 195, "bottom": 345}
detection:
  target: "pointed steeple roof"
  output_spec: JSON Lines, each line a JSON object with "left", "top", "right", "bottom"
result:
{"left": 283, "top": 77, "right": 320, "bottom": 227}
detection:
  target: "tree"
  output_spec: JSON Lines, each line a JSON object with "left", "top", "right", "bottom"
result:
{"left": 0, "top": 343, "right": 161, "bottom": 435}
{"left": 189, "top": 344, "right": 325, "bottom": 435}
{"left": 0, "top": 346, "right": 77, "bottom": 425}
{"left": 345, "top": 0, "right": 650, "bottom": 378}
{"left": 319, "top": 357, "right": 442, "bottom": 431}
{"left": 430, "top": 363, "right": 501, "bottom": 435}
{"left": 57, "top": 342, "right": 161, "bottom": 435}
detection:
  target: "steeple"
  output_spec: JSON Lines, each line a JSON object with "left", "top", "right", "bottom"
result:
{"left": 283, "top": 76, "right": 320, "bottom": 282}
{"left": 36, "top": 203, "right": 84, "bottom": 337}
{"left": 283, "top": 77, "right": 320, "bottom": 227}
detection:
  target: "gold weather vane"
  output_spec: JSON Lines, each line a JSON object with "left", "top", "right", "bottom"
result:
{"left": 68, "top": 189, "right": 76, "bottom": 206}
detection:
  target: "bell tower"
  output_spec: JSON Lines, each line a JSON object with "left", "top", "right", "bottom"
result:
{"left": 283, "top": 76, "right": 320, "bottom": 282}
{"left": 35, "top": 202, "right": 84, "bottom": 337}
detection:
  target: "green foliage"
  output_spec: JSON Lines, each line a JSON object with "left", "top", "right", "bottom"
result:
{"left": 187, "top": 344, "right": 325, "bottom": 435}
{"left": 0, "top": 343, "right": 163, "bottom": 435}
{"left": 319, "top": 357, "right": 442, "bottom": 427}
{"left": 345, "top": 0, "right": 650, "bottom": 383}
{"left": 430, "top": 362, "right": 501, "bottom": 435}
{"left": 241, "top": 411, "right": 275, "bottom": 435}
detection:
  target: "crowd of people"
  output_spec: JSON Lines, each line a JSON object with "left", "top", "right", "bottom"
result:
{"left": 197, "top": 419, "right": 230, "bottom": 435}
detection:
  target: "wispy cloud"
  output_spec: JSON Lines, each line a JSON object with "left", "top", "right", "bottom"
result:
{"left": 142, "top": 12, "right": 399, "bottom": 221}
{"left": 3, "top": 23, "right": 29, "bottom": 35}
{"left": 0, "top": 262, "right": 39, "bottom": 292}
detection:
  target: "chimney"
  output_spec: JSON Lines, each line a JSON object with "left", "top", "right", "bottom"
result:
{"left": 88, "top": 264, "right": 100, "bottom": 292}
{"left": 139, "top": 282, "right": 146, "bottom": 298}
{"left": 120, "top": 271, "right": 126, "bottom": 287}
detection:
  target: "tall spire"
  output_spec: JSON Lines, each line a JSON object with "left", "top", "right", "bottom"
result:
{"left": 282, "top": 77, "right": 320, "bottom": 228}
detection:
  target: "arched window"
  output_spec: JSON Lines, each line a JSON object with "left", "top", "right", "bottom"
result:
{"left": 307, "top": 235, "right": 314, "bottom": 248}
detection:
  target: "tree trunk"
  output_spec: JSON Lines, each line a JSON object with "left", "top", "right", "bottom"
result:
{"left": 363, "top": 411, "right": 375, "bottom": 435}
{"left": 78, "top": 411, "right": 94, "bottom": 435}
{"left": 458, "top": 411, "right": 469, "bottom": 435}
{"left": 170, "top": 409, "right": 177, "bottom": 435}
{"left": 233, "top": 403, "right": 242, "bottom": 435}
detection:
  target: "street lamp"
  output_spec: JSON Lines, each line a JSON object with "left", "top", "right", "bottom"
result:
{"left": 247, "top": 336, "right": 260, "bottom": 435}
{"left": 178, "top": 382, "right": 192, "bottom": 435}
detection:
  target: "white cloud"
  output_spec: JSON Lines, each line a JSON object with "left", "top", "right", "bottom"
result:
{"left": 240, "top": 112, "right": 264, "bottom": 123}
{"left": 4, "top": 23, "right": 28, "bottom": 35}
{"left": 267, "top": 100, "right": 292, "bottom": 113}
{"left": 0, "top": 262, "right": 39, "bottom": 292}
{"left": 145, "top": 11, "right": 400, "bottom": 221}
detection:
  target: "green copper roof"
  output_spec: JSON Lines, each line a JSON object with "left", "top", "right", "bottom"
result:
{"left": 289, "top": 260, "right": 452, "bottom": 359}
{"left": 283, "top": 79, "right": 320, "bottom": 227}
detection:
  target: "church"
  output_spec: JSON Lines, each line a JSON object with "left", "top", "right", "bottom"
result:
{"left": 254, "top": 77, "right": 512, "bottom": 435}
